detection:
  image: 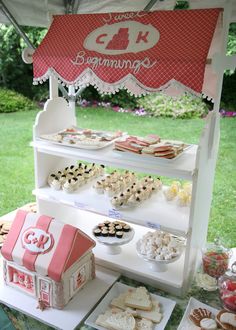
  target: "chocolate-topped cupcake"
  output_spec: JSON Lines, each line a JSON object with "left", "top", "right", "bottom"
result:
{"left": 116, "top": 231, "right": 123, "bottom": 239}
{"left": 104, "top": 220, "right": 110, "bottom": 227}
{"left": 123, "top": 225, "right": 130, "bottom": 232}
{"left": 93, "top": 228, "right": 101, "bottom": 236}
{"left": 115, "top": 225, "right": 122, "bottom": 231}
{"left": 101, "top": 229, "right": 108, "bottom": 237}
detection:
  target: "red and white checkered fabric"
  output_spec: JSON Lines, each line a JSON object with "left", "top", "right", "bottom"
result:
{"left": 33, "top": 8, "right": 222, "bottom": 96}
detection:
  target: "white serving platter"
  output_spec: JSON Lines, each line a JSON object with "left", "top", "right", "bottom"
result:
{"left": 93, "top": 227, "right": 135, "bottom": 246}
{"left": 177, "top": 297, "right": 219, "bottom": 330}
{"left": 136, "top": 238, "right": 184, "bottom": 272}
{"left": 93, "top": 227, "right": 135, "bottom": 255}
{"left": 113, "top": 144, "right": 193, "bottom": 164}
{"left": 85, "top": 282, "right": 176, "bottom": 330}
{"left": 39, "top": 127, "right": 125, "bottom": 150}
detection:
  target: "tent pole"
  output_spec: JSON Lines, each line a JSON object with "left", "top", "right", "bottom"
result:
{"left": 0, "top": 0, "right": 35, "bottom": 49}
{"left": 143, "top": 0, "right": 159, "bottom": 11}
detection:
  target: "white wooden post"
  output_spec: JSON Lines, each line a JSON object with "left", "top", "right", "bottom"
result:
{"left": 49, "top": 76, "right": 58, "bottom": 99}
{"left": 69, "top": 85, "right": 76, "bottom": 118}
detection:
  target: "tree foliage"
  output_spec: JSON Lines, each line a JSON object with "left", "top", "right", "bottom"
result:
{"left": 0, "top": 24, "right": 47, "bottom": 100}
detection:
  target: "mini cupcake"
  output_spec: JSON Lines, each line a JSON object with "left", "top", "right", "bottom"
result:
{"left": 101, "top": 229, "right": 109, "bottom": 237}
{"left": 104, "top": 220, "right": 111, "bottom": 227}
{"left": 98, "top": 223, "right": 105, "bottom": 229}
{"left": 124, "top": 188, "right": 132, "bottom": 200}
{"left": 127, "top": 194, "right": 137, "bottom": 206}
{"left": 153, "top": 178, "right": 162, "bottom": 191}
{"left": 66, "top": 171, "right": 74, "bottom": 179}
{"left": 63, "top": 166, "right": 70, "bottom": 175}
{"left": 83, "top": 170, "right": 90, "bottom": 181}
{"left": 111, "top": 170, "right": 119, "bottom": 180}
{"left": 48, "top": 173, "right": 57, "bottom": 185}
{"left": 116, "top": 231, "right": 124, "bottom": 239}
{"left": 109, "top": 230, "right": 116, "bottom": 237}
{"left": 57, "top": 170, "right": 63, "bottom": 177}
{"left": 59, "top": 174, "right": 67, "bottom": 185}
{"left": 93, "top": 181, "right": 104, "bottom": 194}
{"left": 115, "top": 225, "right": 122, "bottom": 231}
{"left": 93, "top": 228, "right": 101, "bottom": 236}
{"left": 123, "top": 225, "right": 131, "bottom": 232}
{"left": 99, "top": 164, "right": 105, "bottom": 175}
{"left": 76, "top": 174, "right": 84, "bottom": 186}
{"left": 111, "top": 196, "right": 121, "bottom": 207}
{"left": 50, "top": 177, "right": 61, "bottom": 190}
{"left": 105, "top": 185, "right": 115, "bottom": 197}
{"left": 62, "top": 179, "right": 74, "bottom": 193}
{"left": 119, "top": 193, "right": 126, "bottom": 203}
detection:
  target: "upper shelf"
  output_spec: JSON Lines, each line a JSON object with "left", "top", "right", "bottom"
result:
{"left": 31, "top": 140, "right": 198, "bottom": 180}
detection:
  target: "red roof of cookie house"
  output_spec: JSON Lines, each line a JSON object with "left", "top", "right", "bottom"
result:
{"left": 33, "top": 8, "right": 222, "bottom": 98}
{"left": 1, "top": 210, "right": 95, "bottom": 282}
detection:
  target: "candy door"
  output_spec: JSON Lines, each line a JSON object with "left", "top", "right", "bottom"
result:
{"left": 39, "top": 279, "right": 51, "bottom": 306}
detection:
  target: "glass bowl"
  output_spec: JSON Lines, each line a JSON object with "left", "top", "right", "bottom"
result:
{"left": 218, "top": 262, "right": 236, "bottom": 312}
{"left": 202, "top": 239, "right": 232, "bottom": 278}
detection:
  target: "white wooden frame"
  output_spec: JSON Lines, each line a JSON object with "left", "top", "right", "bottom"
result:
{"left": 31, "top": 0, "right": 236, "bottom": 296}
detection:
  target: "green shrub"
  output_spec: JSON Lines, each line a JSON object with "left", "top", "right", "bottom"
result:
{"left": 101, "top": 89, "right": 140, "bottom": 109}
{"left": 80, "top": 86, "right": 140, "bottom": 110}
{"left": 137, "top": 93, "right": 209, "bottom": 119}
{"left": 0, "top": 88, "right": 36, "bottom": 113}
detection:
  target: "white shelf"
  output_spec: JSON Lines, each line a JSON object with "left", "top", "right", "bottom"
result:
{"left": 0, "top": 261, "right": 120, "bottom": 330}
{"left": 31, "top": 140, "right": 198, "bottom": 180}
{"left": 33, "top": 184, "right": 190, "bottom": 237}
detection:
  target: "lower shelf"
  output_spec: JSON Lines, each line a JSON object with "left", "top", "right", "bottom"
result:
{"left": 38, "top": 200, "right": 185, "bottom": 295}
{"left": 0, "top": 261, "right": 120, "bottom": 330}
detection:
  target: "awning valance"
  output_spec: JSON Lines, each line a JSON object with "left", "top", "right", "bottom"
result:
{"left": 33, "top": 8, "right": 222, "bottom": 98}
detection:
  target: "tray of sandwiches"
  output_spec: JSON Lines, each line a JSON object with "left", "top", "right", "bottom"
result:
{"left": 85, "top": 282, "right": 176, "bottom": 330}
{"left": 114, "top": 134, "right": 192, "bottom": 162}
{"left": 39, "top": 126, "right": 124, "bottom": 150}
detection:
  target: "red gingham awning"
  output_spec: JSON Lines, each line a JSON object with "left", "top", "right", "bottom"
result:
{"left": 33, "top": 8, "right": 222, "bottom": 97}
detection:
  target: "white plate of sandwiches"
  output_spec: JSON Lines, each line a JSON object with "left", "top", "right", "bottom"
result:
{"left": 85, "top": 282, "right": 176, "bottom": 330}
{"left": 39, "top": 126, "right": 125, "bottom": 150}
{"left": 114, "top": 136, "right": 192, "bottom": 163}
{"left": 177, "top": 297, "right": 236, "bottom": 330}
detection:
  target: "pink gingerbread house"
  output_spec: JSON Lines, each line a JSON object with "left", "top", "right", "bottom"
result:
{"left": 1, "top": 210, "right": 96, "bottom": 309}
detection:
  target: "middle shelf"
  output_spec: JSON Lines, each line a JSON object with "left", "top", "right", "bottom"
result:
{"left": 33, "top": 182, "right": 190, "bottom": 237}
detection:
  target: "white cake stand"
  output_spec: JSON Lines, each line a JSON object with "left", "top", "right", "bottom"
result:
{"left": 93, "top": 228, "right": 135, "bottom": 255}
{"left": 136, "top": 239, "right": 183, "bottom": 272}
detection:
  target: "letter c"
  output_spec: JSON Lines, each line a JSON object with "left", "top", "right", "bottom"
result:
{"left": 96, "top": 34, "right": 107, "bottom": 44}
{"left": 25, "top": 231, "right": 34, "bottom": 244}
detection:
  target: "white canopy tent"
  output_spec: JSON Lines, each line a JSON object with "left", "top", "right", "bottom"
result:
{"left": 1, "top": 0, "right": 236, "bottom": 27}
{"left": 0, "top": 1, "right": 236, "bottom": 327}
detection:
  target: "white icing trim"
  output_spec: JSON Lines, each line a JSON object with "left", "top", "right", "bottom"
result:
{"left": 33, "top": 67, "right": 213, "bottom": 100}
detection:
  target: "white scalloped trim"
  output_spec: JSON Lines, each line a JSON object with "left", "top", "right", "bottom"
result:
{"left": 33, "top": 67, "right": 213, "bottom": 100}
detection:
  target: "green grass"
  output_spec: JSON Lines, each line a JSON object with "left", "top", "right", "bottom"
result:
{"left": 0, "top": 107, "right": 235, "bottom": 247}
